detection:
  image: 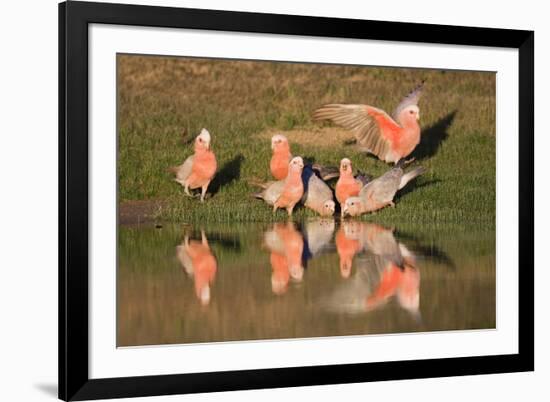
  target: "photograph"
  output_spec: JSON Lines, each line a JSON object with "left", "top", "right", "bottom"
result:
{"left": 116, "top": 54, "right": 496, "bottom": 347}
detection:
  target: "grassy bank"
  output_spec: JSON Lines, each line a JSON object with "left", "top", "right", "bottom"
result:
{"left": 117, "top": 55, "right": 495, "bottom": 225}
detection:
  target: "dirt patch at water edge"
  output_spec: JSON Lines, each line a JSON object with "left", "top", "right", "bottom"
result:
{"left": 256, "top": 127, "right": 355, "bottom": 148}
{"left": 119, "top": 200, "right": 165, "bottom": 226}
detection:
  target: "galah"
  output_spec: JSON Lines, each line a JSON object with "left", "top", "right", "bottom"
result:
{"left": 343, "top": 162, "right": 426, "bottom": 216}
{"left": 301, "top": 219, "right": 335, "bottom": 268}
{"left": 364, "top": 263, "right": 420, "bottom": 317}
{"left": 250, "top": 156, "right": 305, "bottom": 216}
{"left": 363, "top": 234, "right": 420, "bottom": 316}
{"left": 313, "top": 82, "right": 424, "bottom": 164}
{"left": 335, "top": 222, "right": 363, "bottom": 278}
{"left": 301, "top": 165, "right": 336, "bottom": 216}
{"left": 252, "top": 163, "right": 335, "bottom": 217}
{"left": 322, "top": 222, "right": 420, "bottom": 316}
{"left": 269, "top": 252, "right": 290, "bottom": 295}
{"left": 270, "top": 134, "right": 292, "bottom": 180}
{"left": 335, "top": 158, "right": 370, "bottom": 216}
{"left": 175, "top": 231, "right": 217, "bottom": 306}
{"left": 270, "top": 134, "right": 339, "bottom": 181}
{"left": 169, "top": 128, "right": 217, "bottom": 202}
{"left": 273, "top": 157, "right": 305, "bottom": 216}
{"left": 264, "top": 222, "right": 304, "bottom": 284}
{"left": 302, "top": 219, "right": 335, "bottom": 257}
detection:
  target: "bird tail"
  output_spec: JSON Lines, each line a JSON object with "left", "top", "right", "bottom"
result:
{"left": 399, "top": 166, "right": 426, "bottom": 190}
{"left": 167, "top": 166, "right": 179, "bottom": 174}
{"left": 395, "top": 158, "right": 406, "bottom": 169}
{"left": 355, "top": 170, "right": 372, "bottom": 186}
{"left": 312, "top": 163, "right": 339, "bottom": 181}
{"left": 247, "top": 177, "right": 270, "bottom": 189}
{"left": 251, "top": 191, "right": 265, "bottom": 200}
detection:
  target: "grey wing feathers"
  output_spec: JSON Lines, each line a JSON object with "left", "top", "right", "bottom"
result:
{"left": 360, "top": 168, "right": 402, "bottom": 203}
{"left": 392, "top": 81, "right": 424, "bottom": 121}
{"left": 256, "top": 180, "right": 285, "bottom": 205}
{"left": 307, "top": 174, "right": 333, "bottom": 201}
{"left": 398, "top": 166, "right": 426, "bottom": 190}
{"left": 313, "top": 104, "right": 393, "bottom": 160}
{"left": 174, "top": 155, "right": 194, "bottom": 182}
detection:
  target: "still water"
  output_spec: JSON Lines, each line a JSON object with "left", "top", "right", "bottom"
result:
{"left": 117, "top": 220, "right": 495, "bottom": 347}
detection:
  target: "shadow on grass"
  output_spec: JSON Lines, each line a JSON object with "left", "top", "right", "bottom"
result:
{"left": 209, "top": 154, "right": 244, "bottom": 196}
{"left": 395, "top": 178, "right": 441, "bottom": 202}
{"left": 414, "top": 110, "right": 457, "bottom": 161}
{"left": 343, "top": 138, "right": 357, "bottom": 146}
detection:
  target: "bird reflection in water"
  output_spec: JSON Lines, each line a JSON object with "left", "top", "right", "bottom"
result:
{"left": 176, "top": 230, "right": 217, "bottom": 305}
{"left": 264, "top": 222, "right": 304, "bottom": 294}
{"left": 335, "top": 221, "right": 364, "bottom": 278}
{"left": 325, "top": 222, "right": 422, "bottom": 319}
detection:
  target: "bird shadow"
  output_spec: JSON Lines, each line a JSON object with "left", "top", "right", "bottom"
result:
{"left": 395, "top": 178, "right": 441, "bottom": 201}
{"left": 343, "top": 138, "right": 357, "bottom": 146}
{"left": 208, "top": 154, "right": 244, "bottom": 196}
{"left": 413, "top": 110, "right": 457, "bottom": 161}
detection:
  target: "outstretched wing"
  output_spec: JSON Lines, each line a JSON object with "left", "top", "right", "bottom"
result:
{"left": 392, "top": 81, "right": 424, "bottom": 122}
{"left": 313, "top": 104, "right": 400, "bottom": 161}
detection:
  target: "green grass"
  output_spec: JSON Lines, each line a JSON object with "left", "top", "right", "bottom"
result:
{"left": 118, "top": 55, "right": 495, "bottom": 225}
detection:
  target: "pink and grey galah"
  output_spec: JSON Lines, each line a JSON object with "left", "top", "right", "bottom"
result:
{"left": 270, "top": 134, "right": 339, "bottom": 181}
{"left": 252, "top": 160, "right": 335, "bottom": 217}
{"left": 335, "top": 158, "right": 369, "bottom": 216}
{"left": 272, "top": 156, "right": 305, "bottom": 216}
{"left": 313, "top": 82, "right": 424, "bottom": 164}
{"left": 169, "top": 128, "right": 217, "bottom": 202}
{"left": 342, "top": 162, "right": 426, "bottom": 217}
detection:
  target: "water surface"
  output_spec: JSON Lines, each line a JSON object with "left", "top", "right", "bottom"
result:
{"left": 117, "top": 220, "right": 495, "bottom": 347}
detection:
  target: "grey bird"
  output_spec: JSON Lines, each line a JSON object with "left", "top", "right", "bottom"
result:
{"left": 342, "top": 162, "right": 426, "bottom": 216}
{"left": 250, "top": 165, "right": 336, "bottom": 216}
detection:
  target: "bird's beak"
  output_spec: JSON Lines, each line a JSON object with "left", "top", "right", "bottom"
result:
{"left": 342, "top": 207, "right": 349, "bottom": 217}
{"left": 416, "top": 113, "right": 420, "bottom": 121}
{"left": 271, "top": 142, "right": 275, "bottom": 150}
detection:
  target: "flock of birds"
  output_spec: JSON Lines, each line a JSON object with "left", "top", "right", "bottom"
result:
{"left": 169, "top": 82, "right": 428, "bottom": 217}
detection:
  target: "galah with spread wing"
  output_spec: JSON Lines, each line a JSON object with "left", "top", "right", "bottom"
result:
{"left": 343, "top": 162, "right": 426, "bottom": 216}
{"left": 270, "top": 134, "right": 339, "bottom": 181}
{"left": 313, "top": 82, "right": 424, "bottom": 164}
{"left": 169, "top": 128, "right": 217, "bottom": 202}
{"left": 335, "top": 158, "right": 370, "bottom": 216}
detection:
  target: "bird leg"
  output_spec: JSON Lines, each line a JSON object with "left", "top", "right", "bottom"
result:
{"left": 200, "top": 182, "right": 210, "bottom": 202}
{"left": 403, "top": 157, "right": 416, "bottom": 166}
{"left": 184, "top": 182, "right": 192, "bottom": 197}
{"left": 200, "top": 230, "right": 208, "bottom": 247}
{"left": 287, "top": 206, "right": 294, "bottom": 217}
{"left": 273, "top": 205, "right": 278, "bottom": 215}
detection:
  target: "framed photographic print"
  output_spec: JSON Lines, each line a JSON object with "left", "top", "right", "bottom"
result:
{"left": 59, "top": 1, "right": 534, "bottom": 400}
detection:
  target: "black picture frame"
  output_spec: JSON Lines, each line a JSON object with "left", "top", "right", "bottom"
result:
{"left": 59, "top": 1, "right": 534, "bottom": 400}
